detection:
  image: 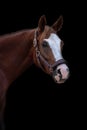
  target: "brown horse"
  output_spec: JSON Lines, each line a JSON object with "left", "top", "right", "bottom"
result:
{"left": 0, "top": 15, "right": 69, "bottom": 129}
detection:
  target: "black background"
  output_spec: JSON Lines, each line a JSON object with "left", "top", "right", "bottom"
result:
{"left": 0, "top": 1, "right": 85, "bottom": 129}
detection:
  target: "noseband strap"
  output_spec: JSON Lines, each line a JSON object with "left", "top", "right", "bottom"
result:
{"left": 33, "top": 29, "right": 66, "bottom": 75}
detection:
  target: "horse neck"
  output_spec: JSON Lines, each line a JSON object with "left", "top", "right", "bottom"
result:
{"left": 0, "top": 29, "right": 35, "bottom": 87}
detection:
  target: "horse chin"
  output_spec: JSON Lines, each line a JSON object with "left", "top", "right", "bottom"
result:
{"left": 52, "top": 75, "right": 66, "bottom": 84}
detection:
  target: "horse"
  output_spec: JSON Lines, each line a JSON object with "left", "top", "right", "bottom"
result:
{"left": 0, "top": 15, "right": 69, "bottom": 129}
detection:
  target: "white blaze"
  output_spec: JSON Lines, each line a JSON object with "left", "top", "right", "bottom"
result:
{"left": 44, "top": 33, "right": 69, "bottom": 83}
{"left": 44, "top": 33, "right": 63, "bottom": 61}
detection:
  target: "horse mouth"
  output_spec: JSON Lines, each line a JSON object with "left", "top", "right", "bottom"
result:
{"left": 52, "top": 75, "right": 67, "bottom": 84}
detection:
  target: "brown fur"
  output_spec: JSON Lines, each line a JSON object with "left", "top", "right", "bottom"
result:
{"left": 38, "top": 26, "right": 56, "bottom": 64}
{"left": 0, "top": 15, "right": 63, "bottom": 129}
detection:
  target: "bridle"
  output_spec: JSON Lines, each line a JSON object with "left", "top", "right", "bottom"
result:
{"left": 33, "top": 29, "right": 66, "bottom": 75}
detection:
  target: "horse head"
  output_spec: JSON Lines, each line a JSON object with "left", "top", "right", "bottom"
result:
{"left": 33, "top": 15, "right": 70, "bottom": 84}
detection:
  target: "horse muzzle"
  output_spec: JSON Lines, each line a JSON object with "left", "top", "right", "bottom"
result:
{"left": 52, "top": 64, "right": 70, "bottom": 84}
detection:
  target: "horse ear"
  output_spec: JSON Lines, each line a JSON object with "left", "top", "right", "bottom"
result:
{"left": 52, "top": 15, "right": 63, "bottom": 32}
{"left": 38, "top": 15, "right": 47, "bottom": 32}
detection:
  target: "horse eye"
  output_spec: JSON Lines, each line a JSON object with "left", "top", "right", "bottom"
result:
{"left": 42, "top": 41, "right": 48, "bottom": 47}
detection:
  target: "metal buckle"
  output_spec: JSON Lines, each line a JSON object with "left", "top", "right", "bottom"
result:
{"left": 36, "top": 50, "right": 40, "bottom": 57}
{"left": 33, "top": 39, "right": 37, "bottom": 47}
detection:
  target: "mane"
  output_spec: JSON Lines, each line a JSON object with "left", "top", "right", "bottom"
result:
{"left": 0, "top": 29, "right": 35, "bottom": 50}
{"left": 0, "top": 29, "right": 31, "bottom": 40}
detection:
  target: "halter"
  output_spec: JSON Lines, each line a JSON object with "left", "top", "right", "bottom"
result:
{"left": 33, "top": 29, "right": 66, "bottom": 75}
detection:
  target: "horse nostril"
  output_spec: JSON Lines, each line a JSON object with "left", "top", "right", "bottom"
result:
{"left": 57, "top": 69, "right": 61, "bottom": 74}
{"left": 57, "top": 69, "right": 62, "bottom": 80}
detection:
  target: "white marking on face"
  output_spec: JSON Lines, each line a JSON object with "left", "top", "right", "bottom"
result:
{"left": 44, "top": 33, "right": 63, "bottom": 61}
